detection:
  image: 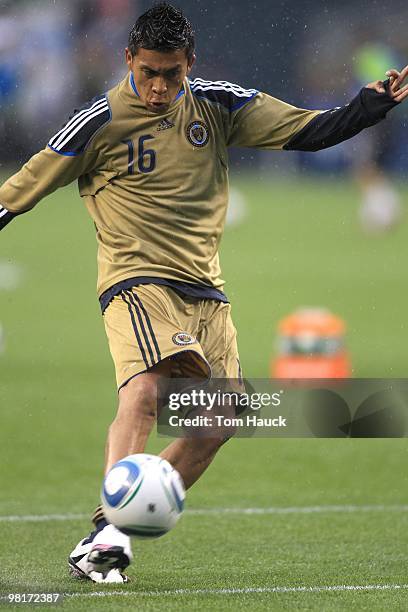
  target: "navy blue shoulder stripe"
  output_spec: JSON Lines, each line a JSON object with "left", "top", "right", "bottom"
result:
{"left": 48, "top": 94, "right": 111, "bottom": 156}
{"left": 190, "top": 78, "right": 258, "bottom": 112}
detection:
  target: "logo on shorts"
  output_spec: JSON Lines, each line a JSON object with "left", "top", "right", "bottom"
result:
{"left": 186, "top": 121, "right": 210, "bottom": 147}
{"left": 172, "top": 332, "right": 197, "bottom": 346}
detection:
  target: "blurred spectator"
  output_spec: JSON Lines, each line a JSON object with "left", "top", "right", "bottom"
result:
{"left": 0, "top": 0, "right": 135, "bottom": 163}
{"left": 350, "top": 38, "right": 403, "bottom": 233}
{"left": 292, "top": 7, "right": 407, "bottom": 185}
{"left": 17, "top": 3, "right": 78, "bottom": 154}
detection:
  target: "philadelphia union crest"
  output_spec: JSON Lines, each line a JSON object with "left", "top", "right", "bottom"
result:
{"left": 172, "top": 332, "right": 196, "bottom": 346}
{"left": 187, "top": 121, "right": 210, "bottom": 147}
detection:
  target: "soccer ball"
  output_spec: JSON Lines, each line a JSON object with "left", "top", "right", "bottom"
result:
{"left": 101, "top": 453, "right": 185, "bottom": 538}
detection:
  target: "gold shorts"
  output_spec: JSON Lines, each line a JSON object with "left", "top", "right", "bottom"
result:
{"left": 103, "top": 284, "right": 242, "bottom": 389}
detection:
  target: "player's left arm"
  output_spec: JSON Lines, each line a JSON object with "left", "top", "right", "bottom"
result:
{"left": 227, "top": 65, "right": 408, "bottom": 152}
{"left": 285, "top": 65, "right": 408, "bottom": 152}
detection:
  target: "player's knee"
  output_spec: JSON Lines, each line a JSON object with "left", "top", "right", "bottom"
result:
{"left": 217, "top": 404, "right": 238, "bottom": 441}
{"left": 117, "top": 375, "right": 158, "bottom": 421}
{"left": 198, "top": 434, "right": 232, "bottom": 460}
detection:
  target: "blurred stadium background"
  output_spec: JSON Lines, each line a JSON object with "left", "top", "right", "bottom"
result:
{"left": 1, "top": 1, "right": 408, "bottom": 608}
{"left": 1, "top": 0, "right": 407, "bottom": 169}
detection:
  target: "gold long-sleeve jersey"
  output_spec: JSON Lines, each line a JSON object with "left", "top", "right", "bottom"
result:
{"left": 0, "top": 73, "right": 321, "bottom": 305}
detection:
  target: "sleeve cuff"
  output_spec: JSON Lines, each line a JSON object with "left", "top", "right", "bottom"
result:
{"left": 0, "top": 205, "right": 16, "bottom": 230}
{"left": 360, "top": 81, "right": 399, "bottom": 122}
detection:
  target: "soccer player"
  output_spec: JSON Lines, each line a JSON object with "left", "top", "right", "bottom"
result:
{"left": 1, "top": 3, "right": 407, "bottom": 584}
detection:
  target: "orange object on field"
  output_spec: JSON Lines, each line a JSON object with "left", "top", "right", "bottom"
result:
{"left": 271, "top": 308, "right": 351, "bottom": 378}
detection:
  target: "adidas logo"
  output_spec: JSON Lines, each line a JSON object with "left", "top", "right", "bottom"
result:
{"left": 157, "top": 118, "right": 175, "bottom": 131}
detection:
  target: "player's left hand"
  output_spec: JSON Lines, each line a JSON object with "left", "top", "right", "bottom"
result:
{"left": 365, "top": 65, "right": 408, "bottom": 103}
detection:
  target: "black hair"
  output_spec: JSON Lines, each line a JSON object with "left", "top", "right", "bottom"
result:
{"left": 128, "top": 2, "right": 195, "bottom": 61}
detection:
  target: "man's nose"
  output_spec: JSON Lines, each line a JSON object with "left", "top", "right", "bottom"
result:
{"left": 152, "top": 77, "right": 167, "bottom": 95}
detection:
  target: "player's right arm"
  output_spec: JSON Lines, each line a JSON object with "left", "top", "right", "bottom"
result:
{"left": 0, "top": 95, "right": 111, "bottom": 231}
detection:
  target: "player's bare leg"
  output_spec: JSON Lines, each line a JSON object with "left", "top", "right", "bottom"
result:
{"left": 160, "top": 388, "right": 237, "bottom": 488}
{"left": 160, "top": 436, "right": 229, "bottom": 489}
{"left": 105, "top": 359, "right": 173, "bottom": 472}
{"left": 69, "top": 361, "right": 172, "bottom": 583}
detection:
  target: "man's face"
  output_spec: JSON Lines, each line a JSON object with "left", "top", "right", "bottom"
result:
{"left": 126, "top": 47, "right": 195, "bottom": 114}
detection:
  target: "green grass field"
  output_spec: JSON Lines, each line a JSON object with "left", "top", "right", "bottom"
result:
{"left": 1, "top": 176, "right": 408, "bottom": 610}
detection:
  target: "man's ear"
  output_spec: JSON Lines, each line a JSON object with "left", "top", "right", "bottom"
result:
{"left": 125, "top": 47, "right": 133, "bottom": 69}
{"left": 186, "top": 53, "right": 196, "bottom": 75}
